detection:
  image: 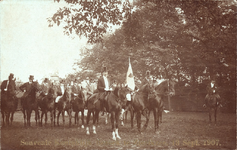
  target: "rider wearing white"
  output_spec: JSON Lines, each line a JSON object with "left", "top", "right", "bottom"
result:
{"left": 55, "top": 79, "right": 65, "bottom": 103}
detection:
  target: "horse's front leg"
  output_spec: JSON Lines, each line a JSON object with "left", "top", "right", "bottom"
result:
{"left": 86, "top": 109, "right": 92, "bottom": 135}
{"left": 136, "top": 111, "right": 142, "bottom": 134}
{"left": 111, "top": 111, "right": 116, "bottom": 141}
{"left": 10, "top": 112, "right": 15, "bottom": 126}
{"left": 2, "top": 111, "right": 5, "bottom": 127}
{"left": 143, "top": 110, "right": 151, "bottom": 131}
{"left": 22, "top": 109, "right": 26, "bottom": 127}
{"left": 27, "top": 109, "right": 32, "bottom": 127}
{"left": 35, "top": 108, "right": 39, "bottom": 126}
{"left": 50, "top": 110, "right": 53, "bottom": 127}
{"left": 6, "top": 112, "right": 10, "bottom": 126}
{"left": 57, "top": 111, "right": 61, "bottom": 126}
{"left": 45, "top": 111, "right": 48, "bottom": 126}
{"left": 214, "top": 108, "right": 217, "bottom": 125}
{"left": 115, "top": 111, "right": 121, "bottom": 140}
{"left": 92, "top": 110, "right": 99, "bottom": 134}
{"left": 62, "top": 111, "right": 65, "bottom": 127}
{"left": 67, "top": 109, "right": 72, "bottom": 127}
{"left": 81, "top": 109, "right": 85, "bottom": 129}
{"left": 209, "top": 108, "right": 212, "bottom": 125}
{"left": 40, "top": 111, "right": 44, "bottom": 127}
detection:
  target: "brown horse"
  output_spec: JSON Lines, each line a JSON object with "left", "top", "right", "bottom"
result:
{"left": 154, "top": 79, "right": 175, "bottom": 122}
{"left": 21, "top": 82, "right": 41, "bottom": 127}
{"left": 1, "top": 79, "right": 18, "bottom": 127}
{"left": 131, "top": 79, "right": 175, "bottom": 134}
{"left": 86, "top": 86, "right": 127, "bottom": 141}
{"left": 71, "top": 89, "right": 86, "bottom": 128}
{"left": 38, "top": 87, "right": 55, "bottom": 127}
{"left": 55, "top": 87, "right": 72, "bottom": 127}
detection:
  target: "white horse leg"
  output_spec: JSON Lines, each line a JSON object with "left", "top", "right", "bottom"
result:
{"left": 105, "top": 113, "right": 108, "bottom": 124}
{"left": 92, "top": 125, "right": 96, "bottom": 134}
{"left": 86, "top": 126, "right": 90, "bottom": 135}
{"left": 112, "top": 130, "right": 116, "bottom": 141}
{"left": 115, "top": 128, "right": 121, "bottom": 139}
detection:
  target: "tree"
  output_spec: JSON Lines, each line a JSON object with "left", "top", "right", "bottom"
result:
{"left": 48, "top": 0, "right": 132, "bottom": 43}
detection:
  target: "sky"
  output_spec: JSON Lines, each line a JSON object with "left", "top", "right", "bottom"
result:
{"left": 0, "top": 0, "right": 91, "bottom": 82}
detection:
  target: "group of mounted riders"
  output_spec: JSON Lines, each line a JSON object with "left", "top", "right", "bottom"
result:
{"left": 1, "top": 67, "right": 222, "bottom": 129}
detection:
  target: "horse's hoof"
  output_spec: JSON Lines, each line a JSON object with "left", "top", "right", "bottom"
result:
{"left": 121, "top": 122, "right": 124, "bottom": 126}
{"left": 112, "top": 137, "right": 116, "bottom": 141}
{"left": 93, "top": 131, "right": 97, "bottom": 134}
{"left": 86, "top": 131, "right": 90, "bottom": 135}
{"left": 81, "top": 125, "right": 84, "bottom": 129}
{"left": 155, "top": 131, "right": 160, "bottom": 134}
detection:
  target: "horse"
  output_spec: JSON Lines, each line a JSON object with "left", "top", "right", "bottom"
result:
{"left": 131, "top": 79, "right": 175, "bottom": 134}
{"left": 153, "top": 79, "right": 175, "bottom": 124}
{"left": 38, "top": 87, "right": 55, "bottom": 127}
{"left": 71, "top": 89, "right": 86, "bottom": 128}
{"left": 55, "top": 87, "right": 72, "bottom": 127}
{"left": 86, "top": 86, "right": 127, "bottom": 141}
{"left": 204, "top": 90, "right": 221, "bottom": 125}
{"left": 21, "top": 82, "right": 41, "bottom": 127}
{"left": 1, "top": 79, "right": 18, "bottom": 127}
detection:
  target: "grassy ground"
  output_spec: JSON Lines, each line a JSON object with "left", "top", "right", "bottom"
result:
{"left": 1, "top": 110, "right": 236, "bottom": 150}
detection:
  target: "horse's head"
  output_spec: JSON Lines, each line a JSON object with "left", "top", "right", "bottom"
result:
{"left": 154, "top": 79, "right": 175, "bottom": 96}
{"left": 63, "top": 88, "right": 70, "bottom": 101}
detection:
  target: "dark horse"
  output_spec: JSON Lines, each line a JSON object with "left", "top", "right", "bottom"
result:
{"left": 86, "top": 86, "right": 127, "bottom": 141}
{"left": 21, "top": 82, "right": 41, "bottom": 127}
{"left": 55, "top": 87, "right": 72, "bottom": 127}
{"left": 204, "top": 91, "right": 221, "bottom": 125}
{"left": 38, "top": 87, "right": 55, "bottom": 127}
{"left": 71, "top": 89, "right": 86, "bottom": 128}
{"left": 131, "top": 79, "right": 175, "bottom": 134}
{"left": 1, "top": 79, "right": 18, "bottom": 127}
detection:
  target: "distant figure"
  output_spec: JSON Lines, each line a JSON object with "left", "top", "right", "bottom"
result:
{"left": 203, "top": 80, "right": 221, "bottom": 107}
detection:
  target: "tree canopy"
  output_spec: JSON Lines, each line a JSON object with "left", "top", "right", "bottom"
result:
{"left": 49, "top": 0, "right": 236, "bottom": 112}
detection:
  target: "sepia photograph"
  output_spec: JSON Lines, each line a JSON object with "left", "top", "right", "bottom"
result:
{"left": 0, "top": 0, "right": 236, "bottom": 149}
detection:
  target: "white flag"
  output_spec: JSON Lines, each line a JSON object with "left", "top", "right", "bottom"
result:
{"left": 126, "top": 57, "right": 135, "bottom": 91}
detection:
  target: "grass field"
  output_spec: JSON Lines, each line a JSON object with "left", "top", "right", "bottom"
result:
{"left": 1, "top": 110, "right": 236, "bottom": 150}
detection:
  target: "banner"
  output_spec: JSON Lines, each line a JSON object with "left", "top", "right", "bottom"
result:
{"left": 126, "top": 57, "right": 135, "bottom": 91}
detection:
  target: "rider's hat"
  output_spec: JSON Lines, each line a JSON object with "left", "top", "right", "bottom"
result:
{"left": 9, "top": 73, "right": 14, "bottom": 80}
{"left": 146, "top": 70, "right": 150, "bottom": 76}
{"left": 102, "top": 66, "right": 107, "bottom": 73}
{"left": 43, "top": 78, "right": 49, "bottom": 82}
{"left": 29, "top": 75, "right": 34, "bottom": 80}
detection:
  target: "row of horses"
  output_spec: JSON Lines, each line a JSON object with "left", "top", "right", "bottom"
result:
{"left": 1, "top": 79, "right": 175, "bottom": 140}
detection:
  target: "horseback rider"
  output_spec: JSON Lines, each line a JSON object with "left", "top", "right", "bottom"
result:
{"left": 121, "top": 83, "right": 139, "bottom": 115}
{"left": 38, "top": 78, "right": 51, "bottom": 100}
{"left": 1, "top": 73, "right": 16, "bottom": 99}
{"left": 96, "top": 66, "right": 112, "bottom": 116}
{"left": 142, "top": 70, "right": 153, "bottom": 87}
{"left": 203, "top": 80, "right": 221, "bottom": 107}
{"left": 19, "top": 75, "right": 37, "bottom": 100}
{"left": 71, "top": 79, "right": 80, "bottom": 100}
{"left": 55, "top": 79, "right": 65, "bottom": 103}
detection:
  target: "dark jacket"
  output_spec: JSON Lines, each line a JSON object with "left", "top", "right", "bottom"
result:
{"left": 97, "top": 76, "right": 110, "bottom": 93}
{"left": 1, "top": 80, "right": 16, "bottom": 96}
{"left": 19, "top": 82, "right": 38, "bottom": 98}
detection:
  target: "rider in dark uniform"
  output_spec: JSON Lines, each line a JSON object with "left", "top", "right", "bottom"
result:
{"left": 1, "top": 73, "right": 16, "bottom": 99}
{"left": 19, "top": 75, "right": 37, "bottom": 100}
{"left": 96, "top": 66, "right": 111, "bottom": 116}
